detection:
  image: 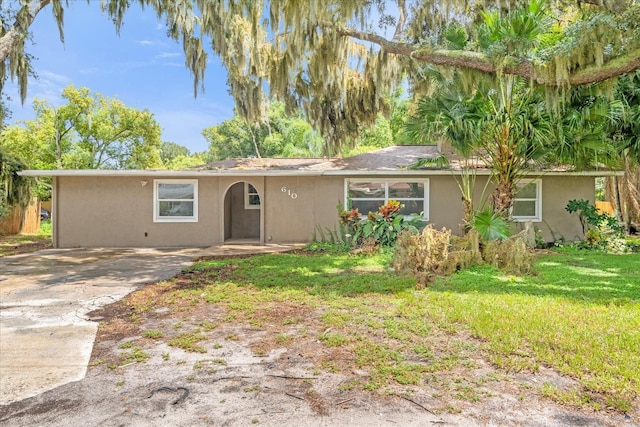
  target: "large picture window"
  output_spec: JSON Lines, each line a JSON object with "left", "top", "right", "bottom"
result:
{"left": 511, "top": 179, "right": 541, "bottom": 222}
{"left": 346, "top": 179, "right": 429, "bottom": 220}
{"left": 154, "top": 179, "right": 198, "bottom": 222}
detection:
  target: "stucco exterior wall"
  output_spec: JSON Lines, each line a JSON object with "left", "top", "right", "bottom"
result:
{"left": 51, "top": 173, "right": 594, "bottom": 248}
{"left": 55, "top": 176, "right": 220, "bottom": 248}
{"left": 262, "top": 176, "right": 343, "bottom": 243}
{"left": 512, "top": 175, "right": 594, "bottom": 242}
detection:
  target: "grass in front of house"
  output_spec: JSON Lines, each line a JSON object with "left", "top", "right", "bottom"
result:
{"left": 0, "top": 221, "right": 52, "bottom": 257}
{"left": 427, "top": 252, "right": 640, "bottom": 411}
{"left": 124, "top": 248, "right": 640, "bottom": 413}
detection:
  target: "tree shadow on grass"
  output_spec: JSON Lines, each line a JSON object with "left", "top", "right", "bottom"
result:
{"left": 429, "top": 253, "right": 640, "bottom": 304}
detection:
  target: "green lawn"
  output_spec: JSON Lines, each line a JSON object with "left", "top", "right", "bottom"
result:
{"left": 427, "top": 253, "right": 640, "bottom": 411}
{"left": 136, "top": 247, "right": 640, "bottom": 412}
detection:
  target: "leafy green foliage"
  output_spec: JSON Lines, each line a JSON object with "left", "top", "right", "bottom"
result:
{"left": 0, "top": 85, "right": 163, "bottom": 170}
{"left": 202, "top": 101, "right": 324, "bottom": 160}
{"left": 0, "top": 147, "right": 32, "bottom": 219}
{"left": 566, "top": 199, "right": 621, "bottom": 235}
{"left": 339, "top": 200, "right": 424, "bottom": 247}
{"left": 469, "top": 208, "right": 510, "bottom": 241}
{"left": 6, "top": 1, "right": 640, "bottom": 159}
{"left": 565, "top": 199, "right": 628, "bottom": 253}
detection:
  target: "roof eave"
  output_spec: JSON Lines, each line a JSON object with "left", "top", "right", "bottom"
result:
{"left": 18, "top": 168, "right": 624, "bottom": 178}
{"left": 18, "top": 169, "right": 324, "bottom": 177}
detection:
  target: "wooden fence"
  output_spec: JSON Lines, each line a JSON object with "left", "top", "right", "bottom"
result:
{"left": 0, "top": 199, "right": 41, "bottom": 235}
{"left": 596, "top": 201, "right": 615, "bottom": 216}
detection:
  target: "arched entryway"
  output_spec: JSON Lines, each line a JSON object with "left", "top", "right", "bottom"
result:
{"left": 223, "top": 181, "right": 261, "bottom": 243}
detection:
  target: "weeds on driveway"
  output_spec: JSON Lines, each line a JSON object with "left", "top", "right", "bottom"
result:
{"left": 96, "top": 246, "right": 640, "bottom": 415}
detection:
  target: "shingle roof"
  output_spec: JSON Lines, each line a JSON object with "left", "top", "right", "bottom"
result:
{"left": 197, "top": 145, "right": 442, "bottom": 172}
{"left": 19, "top": 145, "right": 623, "bottom": 177}
{"left": 194, "top": 157, "right": 328, "bottom": 171}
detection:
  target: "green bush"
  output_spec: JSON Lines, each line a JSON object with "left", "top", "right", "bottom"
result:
{"left": 565, "top": 199, "right": 628, "bottom": 253}
{"left": 339, "top": 200, "right": 425, "bottom": 248}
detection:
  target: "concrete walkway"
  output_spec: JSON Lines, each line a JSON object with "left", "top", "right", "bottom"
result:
{"left": 0, "top": 244, "right": 303, "bottom": 405}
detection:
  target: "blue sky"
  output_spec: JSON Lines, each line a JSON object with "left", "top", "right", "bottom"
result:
{"left": 5, "top": 2, "right": 235, "bottom": 153}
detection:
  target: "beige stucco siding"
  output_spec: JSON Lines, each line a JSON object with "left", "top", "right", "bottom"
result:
{"left": 55, "top": 176, "right": 220, "bottom": 248}
{"left": 262, "top": 176, "right": 343, "bottom": 243}
{"left": 428, "top": 175, "right": 478, "bottom": 235}
{"left": 51, "top": 173, "right": 594, "bottom": 248}
{"left": 513, "top": 175, "right": 594, "bottom": 242}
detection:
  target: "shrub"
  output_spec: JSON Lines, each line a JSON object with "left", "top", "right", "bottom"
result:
{"left": 393, "top": 225, "right": 451, "bottom": 283}
{"left": 482, "top": 235, "right": 535, "bottom": 275}
{"left": 339, "top": 200, "right": 425, "bottom": 248}
{"left": 393, "top": 224, "right": 535, "bottom": 283}
{"left": 440, "top": 230, "right": 484, "bottom": 275}
{"left": 565, "top": 199, "right": 627, "bottom": 253}
{"left": 565, "top": 199, "right": 622, "bottom": 235}
{"left": 393, "top": 226, "right": 487, "bottom": 284}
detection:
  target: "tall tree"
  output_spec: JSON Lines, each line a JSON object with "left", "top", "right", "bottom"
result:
{"left": 0, "top": 84, "right": 163, "bottom": 170}
{"left": 203, "top": 101, "right": 325, "bottom": 160}
{"left": 0, "top": 148, "right": 32, "bottom": 220}
{"left": 160, "top": 141, "right": 190, "bottom": 165}
{"left": 3, "top": 1, "right": 640, "bottom": 154}
{"left": 606, "top": 72, "right": 640, "bottom": 227}
{"left": 406, "top": 1, "right": 561, "bottom": 214}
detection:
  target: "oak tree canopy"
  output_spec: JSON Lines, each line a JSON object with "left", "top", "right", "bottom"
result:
{"left": 2, "top": 1, "right": 639, "bottom": 152}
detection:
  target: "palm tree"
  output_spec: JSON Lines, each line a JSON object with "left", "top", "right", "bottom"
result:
{"left": 406, "top": 71, "right": 553, "bottom": 215}
{"left": 405, "top": 0, "right": 621, "bottom": 217}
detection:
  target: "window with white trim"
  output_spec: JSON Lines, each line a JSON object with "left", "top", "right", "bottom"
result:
{"left": 345, "top": 179, "right": 429, "bottom": 220}
{"left": 511, "top": 179, "right": 541, "bottom": 222}
{"left": 244, "top": 182, "right": 260, "bottom": 209}
{"left": 154, "top": 179, "right": 198, "bottom": 222}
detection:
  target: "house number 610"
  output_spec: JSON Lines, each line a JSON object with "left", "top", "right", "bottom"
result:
{"left": 281, "top": 186, "right": 298, "bottom": 199}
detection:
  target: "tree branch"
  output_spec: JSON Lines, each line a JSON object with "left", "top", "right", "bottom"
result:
{"left": 0, "top": 0, "right": 51, "bottom": 63}
{"left": 392, "top": 0, "right": 406, "bottom": 42}
{"left": 330, "top": 24, "right": 640, "bottom": 87}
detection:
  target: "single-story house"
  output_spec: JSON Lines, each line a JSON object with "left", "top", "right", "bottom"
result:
{"left": 19, "top": 145, "right": 621, "bottom": 249}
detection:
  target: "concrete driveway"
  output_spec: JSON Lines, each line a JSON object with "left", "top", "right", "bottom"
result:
{"left": 0, "top": 247, "right": 203, "bottom": 405}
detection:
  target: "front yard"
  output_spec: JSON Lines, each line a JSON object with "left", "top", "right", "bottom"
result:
{"left": 91, "top": 246, "right": 639, "bottom": 419}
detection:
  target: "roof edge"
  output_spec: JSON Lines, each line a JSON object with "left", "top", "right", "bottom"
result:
{"left": 19, "top": 169, "right": 623, "bottom": 178}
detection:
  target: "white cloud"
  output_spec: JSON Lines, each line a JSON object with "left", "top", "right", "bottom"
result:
{"left": 39, "top": 71, "right": 72, "bottom": 85}
{"left": 136, "top": 40, "right": 154, "bottom": 46}
{"left": 157, "top": 52, "right": 181, "bottom": 59}
{"left": 25, "top": 70, "right": 73, "bottom": 106}
{"left": 79, "top": 67, "right": 101, "bottom": 75}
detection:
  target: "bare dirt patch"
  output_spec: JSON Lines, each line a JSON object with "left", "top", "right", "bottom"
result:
{"left": 0, "top": 235, "right": 52, "bottom": 257}
{"left": 1, "top": 262, "right": 637, "bottom": 427}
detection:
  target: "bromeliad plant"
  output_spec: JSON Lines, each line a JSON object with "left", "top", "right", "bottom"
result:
{"left": 339, "top": 200, "right": 424, "bottom": 247}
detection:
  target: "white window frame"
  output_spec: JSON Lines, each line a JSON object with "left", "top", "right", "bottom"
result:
{"left": 344, "top": 178, "right": 429, "bottom": 221}
{"left": 511, "top": 179, "right": 542, "bottom": 222}
{"left": 153, "top": 179, "right": 198, "bottom": 223}
{"left": 244, "top": 182, "right": 261, "bottom": 210}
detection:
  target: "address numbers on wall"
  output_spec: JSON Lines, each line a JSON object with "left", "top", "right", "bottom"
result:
{"left": 281, "top": 186, "right": 298, "bottom": 199}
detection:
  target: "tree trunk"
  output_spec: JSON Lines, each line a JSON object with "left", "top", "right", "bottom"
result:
{"left": 491, "top": 180, "right": 514, "bottom": 217}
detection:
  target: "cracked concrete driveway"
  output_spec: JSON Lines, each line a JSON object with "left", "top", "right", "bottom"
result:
{"left": 0, "top": 247, "right": 202, "bottom": 405}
